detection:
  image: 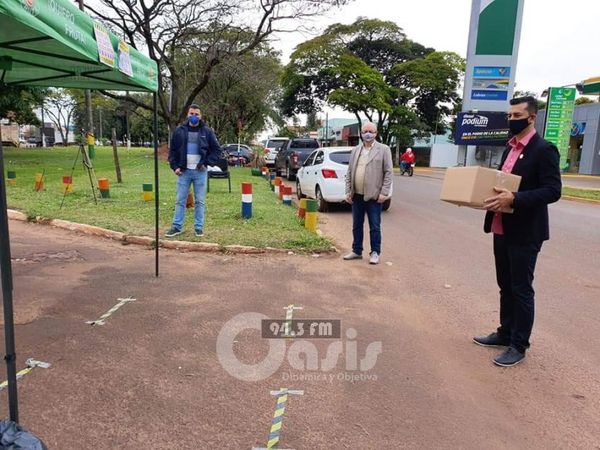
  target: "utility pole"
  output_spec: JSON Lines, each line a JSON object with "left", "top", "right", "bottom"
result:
{"left": 97, "top": 107, "right": 103, "bottom": 144}
{"left": 40, "top": 104, "right": 46, "bottom": 148}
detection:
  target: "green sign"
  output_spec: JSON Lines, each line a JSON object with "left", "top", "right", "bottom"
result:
{"left": 476, "top": 0, "right": 519, "bottom": 56}
{"left": 543, "top": 87, "right": 576, "bottom": 171}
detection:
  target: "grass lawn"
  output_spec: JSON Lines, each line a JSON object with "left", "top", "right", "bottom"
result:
{"left": 3, "top": 146, "right": 333, "bottom": 251}
{"left": 562, "top": 186, "right": 600, "bottom": 201}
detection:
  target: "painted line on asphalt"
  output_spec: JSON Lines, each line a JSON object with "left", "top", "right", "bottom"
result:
{"left": 0, "top": 358, "right": 51, "bottom": 391}
{"left": 283, "top": 304, "right": 303, "bottom": 338}
{"left": 253, "top": 388, "right": 304, "bottom": 450}
{"left": 86, "top": 296, "right": 136, "bottom": 325}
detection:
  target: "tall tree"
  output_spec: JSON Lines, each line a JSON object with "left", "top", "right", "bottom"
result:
{"left": 281, "top": 18, "right": 464, "bottom": 149}
{"left": 86, "top": 0, "right": 349, "bottom": 133}
{"left": 43, "top": 89, "right": 78, "bottom": 146}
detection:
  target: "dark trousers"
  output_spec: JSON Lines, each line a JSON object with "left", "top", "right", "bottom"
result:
{"left": 493, "top": 234, "right": 542, "bottom": 353}
{"left": 352, "top": 194, "right": 382, "bottom": 255}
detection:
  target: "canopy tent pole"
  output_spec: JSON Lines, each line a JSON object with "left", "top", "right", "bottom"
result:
{"left": 0, "top": 127, "right": 20, "bottom": 423}
{"left": 153, "top": 93, "right": 159, "bottom": 277}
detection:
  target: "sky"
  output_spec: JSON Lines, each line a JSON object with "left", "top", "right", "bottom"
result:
{"left": 270, "top": 0, "right": 600, "bottom": 120}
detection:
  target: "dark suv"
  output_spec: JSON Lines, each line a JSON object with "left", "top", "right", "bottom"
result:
{"left": 274, "top": 138, "right": 320, "bottom": 180}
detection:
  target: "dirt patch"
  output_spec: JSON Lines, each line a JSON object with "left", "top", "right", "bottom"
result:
{"left": 11, "top": 250, "right": 84, "bottom": 264}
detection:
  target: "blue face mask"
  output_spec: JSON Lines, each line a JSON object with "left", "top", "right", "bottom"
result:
{"left": 362, "top": 132, "right": 376, "bottom": 142}
{"left": 188, "top": 115, "right": 200, "bottom": 126}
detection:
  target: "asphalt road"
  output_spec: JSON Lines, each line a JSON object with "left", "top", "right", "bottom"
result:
{"left": 1, "top": 172, "right": 599, "bottom": 449}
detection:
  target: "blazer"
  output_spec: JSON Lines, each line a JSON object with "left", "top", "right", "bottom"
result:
{"left": 484, "top": 132, "right": 562, "bottom": 244}
{"left": 345, "top": 141, "right": 394, "bottom": 202}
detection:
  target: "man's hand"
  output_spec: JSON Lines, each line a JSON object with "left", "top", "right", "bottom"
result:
{"left": 484, "top": 187, "right": 514, "bottom": 211}
{"left": 377, "top": 194, "right": 387, "bottom": 204}
{"left": 174, "top": 168, "right": 182, "bottom": 176}
{"left": 346, "top": 194, "right": 353, "bottom": 204}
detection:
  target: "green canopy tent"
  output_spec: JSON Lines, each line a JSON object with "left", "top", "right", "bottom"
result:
{"left": 0, "top": 0, "right": 160, "bottom": 425}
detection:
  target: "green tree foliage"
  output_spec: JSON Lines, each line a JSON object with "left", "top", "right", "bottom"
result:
{"left": 575, "top": 96, "right": 595, "bottom": 105}
{"left": 281, "top": 18, "right": 464, "bottom": 148}
{"left": 0, "top": 86, "right": 45, "bottom": 124}
{"left": 87, "top": 0, "right": 350, "bottom": 132}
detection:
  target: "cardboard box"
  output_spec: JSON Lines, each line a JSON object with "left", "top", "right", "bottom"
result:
{"left": 440, "top": 166, "right": 521, "bottom": 213}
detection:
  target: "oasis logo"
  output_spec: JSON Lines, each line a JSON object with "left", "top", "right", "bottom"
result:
{"left": 21, "top": 0, "right": 40, "bottom": 16}
{"left": 217, "top": 312, "right": 382, "bottom": 382}
{"left": 461, "top": 114, "right": 489, "bottom": 127}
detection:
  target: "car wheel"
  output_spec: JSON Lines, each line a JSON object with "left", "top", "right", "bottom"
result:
{"left": 296, "top": 180, "right": 306, "bottom": 199}
{"left": 316, "top": 186, "right": 328, "bottom": 212}
{"left": 382, "top": 198, "right": 391, "bottom": 211}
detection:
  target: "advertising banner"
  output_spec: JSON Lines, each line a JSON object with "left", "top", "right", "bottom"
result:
{"left": 455, "top": 111, "right": 510, "bottom": 146}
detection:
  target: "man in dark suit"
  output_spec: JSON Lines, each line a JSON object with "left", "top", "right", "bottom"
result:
{"left": 474, "top": 96, "right": 562, "bottom": 367}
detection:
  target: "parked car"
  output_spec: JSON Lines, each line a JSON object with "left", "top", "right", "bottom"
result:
{"left": 274, "top": 138, "right": 320, "bottom": 181}
{"left": 221, "top": 144, "right": 254, "bottom": 166}
{"left": 296, "top": 146, "right": 391, "bottom": 212}
{"left": 263, "top": 137, "right": 289, "bottom": 167}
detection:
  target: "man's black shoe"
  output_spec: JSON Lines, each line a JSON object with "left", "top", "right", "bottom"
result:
{"left": 493, "top": 347, "right": 525, "bottom": 367}
{"left": 473, "top": 332, "right": 510, "bottom": 347}
{"left": 165, "top": 227, "right": 182, "bottom": 238}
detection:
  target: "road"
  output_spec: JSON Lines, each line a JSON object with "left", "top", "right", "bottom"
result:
{"left": 1, "top": 172, "right": 599, "bottom": 449}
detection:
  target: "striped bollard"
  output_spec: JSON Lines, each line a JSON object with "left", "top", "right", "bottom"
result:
{"left": 98, "top": 177, "right": 110, "bottom": 198}
{"left": 269, "top": 173, "right": 276, "bottom": 191}
{"left": 273, "top": 177, "right": 282, "bottom": 197}
{"left": 87, "top": 132, "right": 95, "bottom": 160}
{"left": 142, "top": 183, "right": 154, "bottom": 201}
{"left": 298, "top": 198, "right": 307, "bottom": 219}
{"left": 304, "top": 199, "right": 317, "bottom": 232}
{"left": 282, "top": 186, "right": 292, "bottom": 205}
{"left": 34, "top": 172, "right": 44, "bottom": 192}
{"left": 278, "top": 180, "right": 285, "bottom": 201}
{"left": 241, "top": 182, "right": 252, "bottom": 219}
{"left": 7, "top": 171, "right": 16, "bottom": 186}
{"left": 262, "top": 166, "right": 269, "bottom": 177}
{"left": 62, "top": 175, "right": 73, "bottom": 193}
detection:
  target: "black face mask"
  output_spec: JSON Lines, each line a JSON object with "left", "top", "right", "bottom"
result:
{"left": 508, "top": 117, "right": 531, "bottom": 136}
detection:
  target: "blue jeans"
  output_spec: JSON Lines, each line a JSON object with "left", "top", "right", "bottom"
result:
{"left": 493, "top": 234, "right": 542, "bottom": 353}
{"left": 172, "top": 168, "right": 207, "bottom": 230}
{"left": 351, "top": 194, "right": 382, "bottom": 255}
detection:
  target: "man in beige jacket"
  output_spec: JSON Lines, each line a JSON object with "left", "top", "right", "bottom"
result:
{"left": 343, "top": 122, "right": 393, "bottom": 265}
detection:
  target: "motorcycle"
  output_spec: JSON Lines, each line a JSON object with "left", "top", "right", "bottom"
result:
{"left": 400, "top": 160, "right": 415, "bottom": 176}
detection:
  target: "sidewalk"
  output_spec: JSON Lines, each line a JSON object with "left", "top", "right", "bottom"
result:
{"left": 417, "top": 168, "right": 600, "bottom": 190}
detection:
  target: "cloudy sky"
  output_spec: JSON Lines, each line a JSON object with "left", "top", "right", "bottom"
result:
{"left": 271, "top": 0, "right": 600, "bottom": 118}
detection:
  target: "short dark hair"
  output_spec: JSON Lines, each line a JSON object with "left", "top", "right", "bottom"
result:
{"left": 189, "top": 103, "right": 201, "bottom": 110}
{"left": 510, "top": 96, "right": 538, "bottom": 114}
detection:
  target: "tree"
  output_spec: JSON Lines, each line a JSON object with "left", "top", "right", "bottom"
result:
{"left": 44, "top": 89, "right": 78, "bottom": 145}
{"left": 281, "top": 18, "right": 464, "bottom": 150}
{"left": 0, "top": 86, "right": 45, "bottom": 124}
{"left": 86, "top": 0, "right": 350, "bottom": 133}
{"left": 575, "top": 96, "right": 595, "bottom": 105}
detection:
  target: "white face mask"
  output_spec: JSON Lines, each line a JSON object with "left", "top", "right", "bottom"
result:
{"left": 362, "top": 132, "right": 376, "bottom": 142}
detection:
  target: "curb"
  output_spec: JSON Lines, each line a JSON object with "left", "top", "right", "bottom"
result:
{"left": 7, "top": 209, "right": 333, "bottom": 255}
{"left": 561, "top": 195, "right": 600, "bottom": 205}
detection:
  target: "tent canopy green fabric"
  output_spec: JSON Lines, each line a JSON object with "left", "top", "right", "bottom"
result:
{"left": 0, "top": 0, "right": 158, "bottom": 92}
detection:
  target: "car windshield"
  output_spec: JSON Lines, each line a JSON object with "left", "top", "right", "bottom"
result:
{"left": 329, "top": 151, "right": 351, "bottom": 165}
{"left": 266, "top": 140, "right": 287, "bottom": 149}
{"left": 290, "top": 140, "right": 319, "bottom": 149}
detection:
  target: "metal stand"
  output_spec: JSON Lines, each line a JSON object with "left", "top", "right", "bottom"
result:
{"left": 60, "top": 133, "right": 98, "bottom": 209}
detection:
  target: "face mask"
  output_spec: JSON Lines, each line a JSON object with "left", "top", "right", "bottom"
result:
{"left": 188, "top": 115, "right": 200, "bottom": 126}
{"left": 508, "top": 117, "right": 530, "bottom": 136}
{"left": 362, "top": 132, "right": 376, "bottom": 142}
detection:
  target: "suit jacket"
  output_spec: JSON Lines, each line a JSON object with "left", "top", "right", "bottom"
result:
{"left": 345, "top": 141, "right": 394, "bottom": 202}
{"left": 484, "top": 132, "right": 561, "bottom": 244}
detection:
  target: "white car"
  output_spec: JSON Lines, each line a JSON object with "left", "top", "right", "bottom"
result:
{"left": 296, "top": 146, "right": 392, "bottom": 212}
{"left": 263, "top": 137, "right": 289, "bottom": 167}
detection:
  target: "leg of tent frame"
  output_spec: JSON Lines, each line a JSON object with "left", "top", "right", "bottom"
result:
{"left": 0, "top": 131, "right": 20, "bottom": 422}
{"left": 153, "top": 93, "right": 160, "bottom": 277}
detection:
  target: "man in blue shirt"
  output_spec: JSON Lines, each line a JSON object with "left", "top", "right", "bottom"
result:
{"left": 165, "top": 104, "right": 221, "bottom": 237}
